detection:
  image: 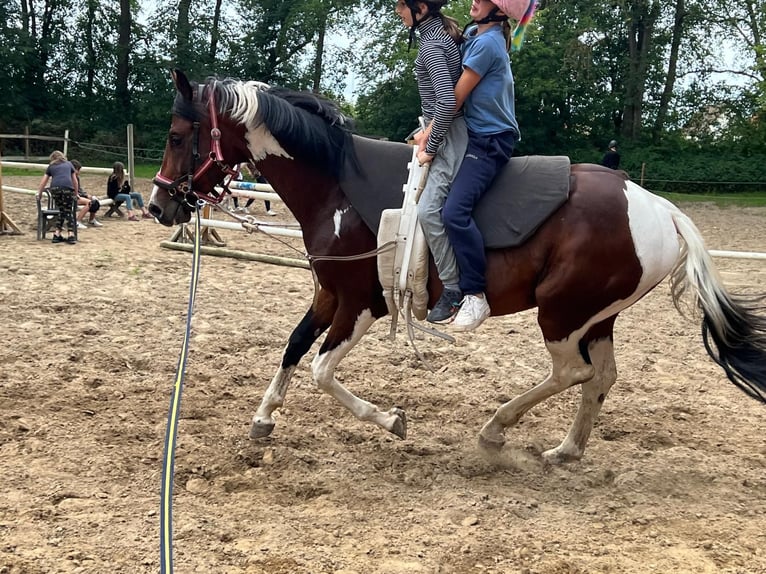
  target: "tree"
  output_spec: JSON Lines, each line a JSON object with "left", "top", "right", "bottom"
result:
{"left": 116, "top": 0, "right": 132, "bottom": 120}
{"left": 622, "top": 0, "right": 661, "bottom": 139}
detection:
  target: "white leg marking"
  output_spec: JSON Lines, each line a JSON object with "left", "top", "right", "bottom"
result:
{"left": 311, "top": 310, "right": 401, "bottom": 433}
{"left": 252, "top": 364, "right": 298, "bottom": 428}
{"left": 480, "top": 337, "right": 595, "bottom": 449}
{"left": 543, "top": 338, "right": 617, "bottom": 463}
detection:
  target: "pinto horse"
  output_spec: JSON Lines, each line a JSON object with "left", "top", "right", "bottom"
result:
{"left": 150, "top": 70, "right": 766, "bottom": 463}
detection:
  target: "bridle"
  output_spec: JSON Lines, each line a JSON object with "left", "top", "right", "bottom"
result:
{"left": 153, "top": 82, "right": 240, "bottom": 208}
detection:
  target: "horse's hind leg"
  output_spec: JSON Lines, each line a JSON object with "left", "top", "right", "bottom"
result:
{"left": 542, "top": 334, "right": 617, "bottom": 463}
{"left": 479, "top": 337, "right": 595, "bottom": 452}
{"left": 312, "top": 309, "right": 407, "bottom": 439}
{"left": 250, "top": 303, "right": 333, "bottom": 439}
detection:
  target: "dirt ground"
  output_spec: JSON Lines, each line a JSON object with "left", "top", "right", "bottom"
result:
{"left": 1, "top": 174, "right": 766, "bottom": 574}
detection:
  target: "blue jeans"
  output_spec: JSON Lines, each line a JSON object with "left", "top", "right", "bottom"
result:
{"left": 113, "top": 192, "right": 145, "bottom": 211}
{"left": 443, "top": 129, "right": 517, "bottom": 294}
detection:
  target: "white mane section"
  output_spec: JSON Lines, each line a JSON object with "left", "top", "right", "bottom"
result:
{"left": 223, "top": 80, "right": 292, "bottom": 162}
{"left": 227, "top": 80, "right": 270, "bottom": 126}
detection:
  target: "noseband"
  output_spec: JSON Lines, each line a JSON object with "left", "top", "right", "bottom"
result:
{"left": 153, "top": 83, "right": 239, "bottom": 208}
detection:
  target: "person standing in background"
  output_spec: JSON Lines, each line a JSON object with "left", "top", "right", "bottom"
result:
{"left": 37, "top": 150, "right": 79, "bottom": 244}
{"left": 601, "top": 140, "right": 620, "bottom": 169}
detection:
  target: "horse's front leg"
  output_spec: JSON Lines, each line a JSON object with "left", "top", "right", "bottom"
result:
{"left": 312, "top": 309, "right": 407, "bottom": 439}
{"left": 250, "top": 304, "right": 332, "bottom": 439}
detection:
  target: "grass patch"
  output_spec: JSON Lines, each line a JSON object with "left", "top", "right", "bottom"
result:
{"left": 654, "top": 191, "right": 766, "bottom": 208}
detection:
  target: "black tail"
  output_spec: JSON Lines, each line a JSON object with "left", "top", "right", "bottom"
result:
{"left": 670, "top": 210, "right": 766, "bottom": 403}
{"left": 701, "top": 300, "right": 766, "bottom": 403}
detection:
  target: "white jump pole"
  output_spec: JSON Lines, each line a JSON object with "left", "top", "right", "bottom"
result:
{"left": 220, "top": 181, "right": 280, "bottom": 203}
{"left": 1, "top": 161, "right": 112, "bottom": 175}
{"left": 188, "top": 217, "right": 302, "bottom": 238}
{"left": 2, "top": 185, "right": 118, "bottom": 208}
{"left": 708, "top": 250, "right": 766, "bottom": 261}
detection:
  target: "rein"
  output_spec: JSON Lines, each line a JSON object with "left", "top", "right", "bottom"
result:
{"left": 215, "top": 200, "right": 397, "bottom": 264}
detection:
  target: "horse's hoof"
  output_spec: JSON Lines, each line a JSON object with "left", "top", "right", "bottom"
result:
{"left": 478, "top": 433, "right": 505, "bottom": 453}
{"left": 389, "top": 407, "right": 407, "bottom": 440}
{"left": 249, "top": 420, "right": 275, "bottom": 439}
{"left": 542, "top": 447, "right": 581, "bottom": 465}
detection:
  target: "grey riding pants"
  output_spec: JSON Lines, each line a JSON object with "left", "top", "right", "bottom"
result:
{"left": 416, "top": 116, "right": 468, "bottom": 287}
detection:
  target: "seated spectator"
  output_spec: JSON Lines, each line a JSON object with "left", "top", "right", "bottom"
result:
{"left": 71, "top": 160, "right": 103, "bottom": 228}
{"left": 106, "top": 161, "right": 153, "bottom": 221}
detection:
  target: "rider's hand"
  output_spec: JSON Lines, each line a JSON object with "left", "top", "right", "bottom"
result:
{"left": 417, "top": 150, "right": 434, "bottom": 166}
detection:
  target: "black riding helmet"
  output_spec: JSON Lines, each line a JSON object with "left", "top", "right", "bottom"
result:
{"left": 403, "top": 0, "right": 450, "bottom": 49}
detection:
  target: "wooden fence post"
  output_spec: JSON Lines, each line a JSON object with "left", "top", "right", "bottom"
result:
{"left": 0, "top": 152, "right": 23, "bottom": 235}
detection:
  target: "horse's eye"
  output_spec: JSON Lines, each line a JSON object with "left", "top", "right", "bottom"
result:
{"left": 169, "top": 134, "right": 184, "bottom": 147}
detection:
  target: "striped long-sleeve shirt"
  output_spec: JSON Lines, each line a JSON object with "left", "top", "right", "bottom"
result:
{"left": 415, "top": 16, "right": 463, "bottom": 156}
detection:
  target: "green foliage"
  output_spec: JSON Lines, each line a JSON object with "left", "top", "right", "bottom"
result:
{"left": 0, "top": 0, "right": 763, "bottom": 195}
{"left": 355, "top": 73, "right": 420, "bottom": 141}
{"left": 618, "top": 138, "right": 766, "bottom": 194}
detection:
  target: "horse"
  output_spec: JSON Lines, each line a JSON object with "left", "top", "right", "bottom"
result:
{"left": 150, "top": 70, "right": 766, "bottom": 463}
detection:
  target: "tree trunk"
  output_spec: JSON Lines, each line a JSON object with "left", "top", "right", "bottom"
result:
{"left": 176, "top": 0, "right": 192, "bottom": 73}
{"left": 311, "top": 16, "right": 327, "bottom": 93}
{"left": 621, "top": 0, "right": 660, "bottom": 140}
{"left": 209, "top": 0, "right": 223, "bottom": 67}
{"left": 84, "top": 0, "right": 97, "bottom": 98}
{"left": 652, "top": 0, "right": 685, "bottom": 141}
{"left": 116, "top": 0, "right": 132, "bottom": 119}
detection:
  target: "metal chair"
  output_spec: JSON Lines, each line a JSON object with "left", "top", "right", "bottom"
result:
{"left": 36, "top": 188, "right": 78, "bottom": 241}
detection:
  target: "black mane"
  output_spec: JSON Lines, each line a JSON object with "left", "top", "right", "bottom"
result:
{"left": 215, "top": 79, "right": 360, "bottom": 181}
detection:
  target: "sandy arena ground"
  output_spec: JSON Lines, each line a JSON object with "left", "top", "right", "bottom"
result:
{"left": 1, "top": 174, "right": 766, "bottom": 574}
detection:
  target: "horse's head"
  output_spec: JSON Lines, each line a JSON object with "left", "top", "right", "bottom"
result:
{"left": 150, "top": 70, "right": 251, "bottom": 226}
{"left": 150, "top": 69, "right": 359, "bottom": 226}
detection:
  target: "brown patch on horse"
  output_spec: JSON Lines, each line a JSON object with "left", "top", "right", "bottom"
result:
{"left": 482, "top": 168, "right": 642, "bottom": 342}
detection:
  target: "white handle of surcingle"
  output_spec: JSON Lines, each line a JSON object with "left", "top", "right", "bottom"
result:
{"left": 397, "top": 145, "right": 429, "bottom": 298}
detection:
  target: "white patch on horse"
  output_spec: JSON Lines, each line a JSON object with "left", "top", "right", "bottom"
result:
{"left": 148, "top": 184, "right": 160, "bottom": 205}
{"left": 545, "top": 180, "right": 683, "bottom": 340}
{"left": 245, "top": 125, "right": 292, "bottom": 162}
{"left": 623, "top": 180, "right": 680, "bottom": 292}
{"left": 333, "top": 207, "right": 350, "bottom": 238}
{"left": 313, "top": 309, "right": 375, "bottom": 386}
{"left": 547, "top": 190, "right": 678, "bottom": 343}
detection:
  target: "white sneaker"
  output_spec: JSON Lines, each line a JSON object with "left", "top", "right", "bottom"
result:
{"left": 451, "top": 293, "right": 490, "bottom": 332}
{"left": 266, "top": 209, "right": 278, "bottom": 216}
{"left": 77, "top": 222, "right": 87, "bottom": 230}
{"left": 89, "top": 219, "right": 103, "bottom": 227}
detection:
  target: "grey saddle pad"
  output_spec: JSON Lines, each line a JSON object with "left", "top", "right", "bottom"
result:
{"left": 341, "top": 135, "right": 570, "bottom": 249}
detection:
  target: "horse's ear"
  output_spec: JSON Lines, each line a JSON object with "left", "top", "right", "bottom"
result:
{"left": 172, "top": 69, "right": 193, "bottom": 102}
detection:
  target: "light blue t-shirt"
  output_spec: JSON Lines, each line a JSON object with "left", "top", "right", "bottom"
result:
{"left": 461, "top": 25, "right": 520, "bottom": 138}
